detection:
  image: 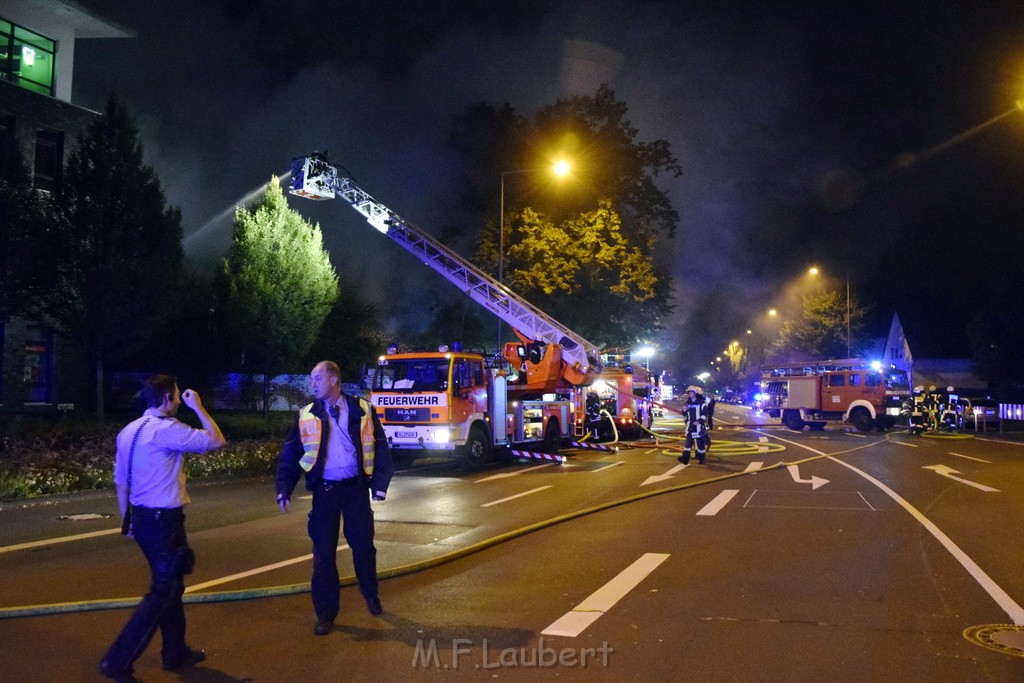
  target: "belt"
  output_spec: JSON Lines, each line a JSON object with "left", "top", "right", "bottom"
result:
{"left": 321, "top": 476, "right": 361, "bottom": 489}
{"left": 132, "top": 506, "right": 184, "bottom": 519}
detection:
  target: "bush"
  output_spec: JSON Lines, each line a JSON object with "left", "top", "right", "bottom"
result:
{"left": 0, "top": 412, "right": 292, "bottom": 501}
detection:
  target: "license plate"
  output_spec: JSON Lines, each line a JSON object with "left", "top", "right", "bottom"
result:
{"left": 396, "top": 431, "right": 417, "bottom": 438}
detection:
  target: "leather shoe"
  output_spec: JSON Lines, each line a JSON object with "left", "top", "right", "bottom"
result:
{"left": 314, "top": 618, "right": 333, "bottom": 636}
{"left": 97, "top": 660, "right": 139, "bottom": 683}
{"left": 163, "top": 647, "right": 206, "bottom": 671}
{"left": 368, "top": 593, "right": 385, "bottom": 618}
{"left": 366, "top": 596, "right": 383, "bottom": 616}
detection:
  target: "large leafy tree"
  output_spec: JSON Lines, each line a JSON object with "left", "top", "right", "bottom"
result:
{"left": 55, "top": 98, "right": 183, "bottom": 422}
{"left": 770, "top": 290, "right": 867, "bottom": 362}
{"left": 503, "top": 201, "right": 663, "bottom": 346}
{"left": 216, "top": 178, "right": 337, "bottom": 411}
{"left": 452, "top": 85, "right": 680, "bottom": 348}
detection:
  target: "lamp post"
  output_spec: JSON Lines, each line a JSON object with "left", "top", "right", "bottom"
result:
{"left": 635, "top": 345, "right": 655, "bottom": 371}
{"left": 497, "top": 160, "right": 572, "bottom": 352}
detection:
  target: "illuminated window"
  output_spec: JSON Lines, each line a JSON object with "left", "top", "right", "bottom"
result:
{"left": 0, "top": 18, "right": 56, "bottom": 96}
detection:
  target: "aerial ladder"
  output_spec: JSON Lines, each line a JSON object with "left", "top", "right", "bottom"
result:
{"left": 287, "top": 153, "right": 603, "bottom": 461}
{"left": 288, "top": 153, "right": 601, "bottom": 389}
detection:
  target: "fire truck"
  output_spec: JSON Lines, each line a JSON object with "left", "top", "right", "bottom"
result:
{"left": 288, "top": 153, "right": 602, "bottom": 465}
{"left": 757, "top": 359, "right": 910, "bottom": 432}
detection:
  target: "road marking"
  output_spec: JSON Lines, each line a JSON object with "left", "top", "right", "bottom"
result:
{"left": 976, "top": 437, "right": 1024, "bottom": 447}
{"left": 832, "top": 457, "right": 1024, "bottom": 625}
{"left": 696, "top": 490, "right": 739, "bottom": 516}
{"left": 481, "top": 486, "right": 552, "bottom": 507}
{"left": 475, "top": 464, "right": 555, "bottom": 483}
{"left": 641, "top": 463, "right": 688, "bottom": 487}
{"left": 542, "top": 553, "right": 670, "bottom": 637}
{"left": 593, "top": 461, "right": 624, "bottom": 473}
{"left": 949, "top": 452, "right": 991, "bottom": 463}
{"left": 889, "top": 440, "right": 919, "bottom": 448}
{"left": 845, "top": 432, "right": 866, "bottom": 438}
{"left": 184, "top": 544, "right": 349, "bottom": 593}
{"left": 758, "top": 436, "right": 768, "bottom": 442}
{"left": 0, "top": 527, "right": 121, "bottom": 554}
{"left": 743, "top": 461, "right": 764, "bottom": 473}
{"left": 787, "top": 464, "right": 829, "bottom": 489}
{"left": 922, "top": 465, "right": 999, "bottom": 492}
{"left": 644, "top": 448, "right": 659, "bottom": 455}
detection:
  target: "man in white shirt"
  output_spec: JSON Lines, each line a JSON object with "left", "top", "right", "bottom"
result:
{"left": 99, "top": 374, "right": 226, "bottom": 683}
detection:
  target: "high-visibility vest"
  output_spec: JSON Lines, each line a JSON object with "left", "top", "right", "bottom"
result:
{"left": 297, "top": 398, "right": 376, "bottom": 476}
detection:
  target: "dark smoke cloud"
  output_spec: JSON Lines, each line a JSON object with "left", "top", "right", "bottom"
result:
{"left": 71, "top": 1, "right": 1024, "bottom": 371}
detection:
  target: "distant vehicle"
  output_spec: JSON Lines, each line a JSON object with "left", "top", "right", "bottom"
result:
{"left": 758, "top": 359, "right": 910, "bottom": 431}
{"left": 962, "top": 397, "right": 999, "bottom": 429}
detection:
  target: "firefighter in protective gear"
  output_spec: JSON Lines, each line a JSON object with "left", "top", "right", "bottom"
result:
{"left": 924, "top": 385, "right": 942, "bottom": 432}
{"left": 940, "top": 386, "right": 962, "bottom": 432}
{"left": 677, "top": 385, "right": 710, "bottom": 465}
{"left": 905, "top": 385, "right": 927, "bottom": 435}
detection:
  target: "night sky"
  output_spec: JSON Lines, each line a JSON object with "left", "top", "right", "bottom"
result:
{"left": 70, "top": 1, "right": 1024, "bottom": 373}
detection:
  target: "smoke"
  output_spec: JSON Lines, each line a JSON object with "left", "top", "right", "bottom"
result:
{"left": 71, "top": 0, "right": 1024, "bottom": 371}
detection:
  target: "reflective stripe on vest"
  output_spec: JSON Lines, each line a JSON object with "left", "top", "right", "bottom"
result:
{"left": 297, "top": 403, "right": 321, "bottom": 472}
{"left": 297, "top": 399, "right": 376, "bottom": 476}
{"left": 358, "top": 398, "right": 375, "bottom": 477}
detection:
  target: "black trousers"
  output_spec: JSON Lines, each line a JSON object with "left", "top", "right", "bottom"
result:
{"left": 102, "top": 506, "right": 193, "bottom": 673}
{"left": 309, "top": 477, "right": 378, "bottom": 621}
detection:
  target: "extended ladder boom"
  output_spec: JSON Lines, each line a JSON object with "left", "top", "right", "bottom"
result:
{"left": 288, "top": 153, "right": 601, "bottom": 385}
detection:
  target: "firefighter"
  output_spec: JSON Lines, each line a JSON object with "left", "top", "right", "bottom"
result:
{"left": 677, "top": 385, "right": 710, "bottom": 465}
{"left": 940, "top": 386, "right": 961, "bottom": 432}
{"left": 906, "top": 385, "right": 927, "bottom": 435}
{"left": 924, "top": 385, "right": 942, "bottom": 432}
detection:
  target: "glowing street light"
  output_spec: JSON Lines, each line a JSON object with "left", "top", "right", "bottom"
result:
{"left": 635, "top": 345, "right": 655, "bottom": 370}
{"left": 497, "top": 159, "right": 572, "bottom": 351}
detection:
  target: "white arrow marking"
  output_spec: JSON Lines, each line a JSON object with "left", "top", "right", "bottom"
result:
{"left": 641, "top": 463, "right": 688, "bottom": 487}
{"left": 922, "top": 465, "right": 999, "bottom": 492}
{"left": 787, "top": 465, "right": 829, "bottom": 490}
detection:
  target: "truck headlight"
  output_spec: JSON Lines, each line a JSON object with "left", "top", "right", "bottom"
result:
{"left": 431, "top": 428, "right": 451, "bottom": 443}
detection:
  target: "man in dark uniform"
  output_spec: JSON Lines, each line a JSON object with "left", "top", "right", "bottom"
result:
{"left": 677, "top": 385, "right": 710, "bottom": 465}
{"left": 277, "top": 360, "right": 394, "bottom": 636}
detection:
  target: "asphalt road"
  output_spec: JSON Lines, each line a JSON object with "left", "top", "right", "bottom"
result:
{"left": 2, "top": 403, "right": 1023, "bottom": 681}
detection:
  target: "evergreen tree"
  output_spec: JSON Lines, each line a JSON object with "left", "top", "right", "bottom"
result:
{"left": 55, "top": 98, "right": 183, "bottom": 422}
{"left": 216, "top": 177, "right": 338, "bottom": 412}
{"left": 303, "top": 283, "right": 387, "bottom": 384}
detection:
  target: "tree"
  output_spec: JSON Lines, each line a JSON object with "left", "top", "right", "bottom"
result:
{"left": 0, "top": 146, "right": 65, "bottom": 321}
{"left": 55, "top": 98, "right": 183, "bottom": 423}
{"left": 503, "top": 201, "right": 667, "bottom": 346}
{"left": 770, "top": 290, "right": 867, "bottom": 361}
{"left": 303, "top": 283, "right": 388, "bottom": 383}
{"left": 968, "top": 291, "right": 1024, "bottom": 391}
{"left": 451, "top": 85, "right": 680, "bottom": 348}
{"left": 216, "top": 177, "right": 337, "bottom": 413}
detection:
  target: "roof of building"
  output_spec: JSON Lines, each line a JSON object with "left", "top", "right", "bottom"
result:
{"left": 5, "top": 0, "right": 134, "bottom": 39}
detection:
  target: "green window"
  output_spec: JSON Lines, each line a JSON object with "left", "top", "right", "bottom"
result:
{"left": 0, "top": 18, "right": 56, "bottom": 96}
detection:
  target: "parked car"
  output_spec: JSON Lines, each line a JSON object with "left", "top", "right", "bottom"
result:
{"left": 961, "top": 397, "right": 999, "bottom": 429}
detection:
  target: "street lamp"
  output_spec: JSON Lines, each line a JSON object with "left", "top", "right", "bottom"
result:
{"left": 811, "top": 265, "right": 851, "bottom": 358}
{"left": 635, "top": 345, "right": 655, "bottom": 370}
{"left": 497, "top": 160, "right": 572, "bottom": 352}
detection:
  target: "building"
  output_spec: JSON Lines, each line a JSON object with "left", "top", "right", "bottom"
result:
{"left": 882, "top": 312, "right": 984, "bottom": 393}
{"left": 1, "top": 0, "right": 130, "bottom": 412}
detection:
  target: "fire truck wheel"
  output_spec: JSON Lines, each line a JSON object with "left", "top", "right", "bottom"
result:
{"left": 850, "top": 408, "right": 874, "bottom": 433}
{"left": 543, "top": 420, "right": 561, "bottom": 455}
{"left": 782, "top": 412, "right": 805, "bottom": 431}
{"left": 461, "top": 425, "right": 492, "bottom": 467}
